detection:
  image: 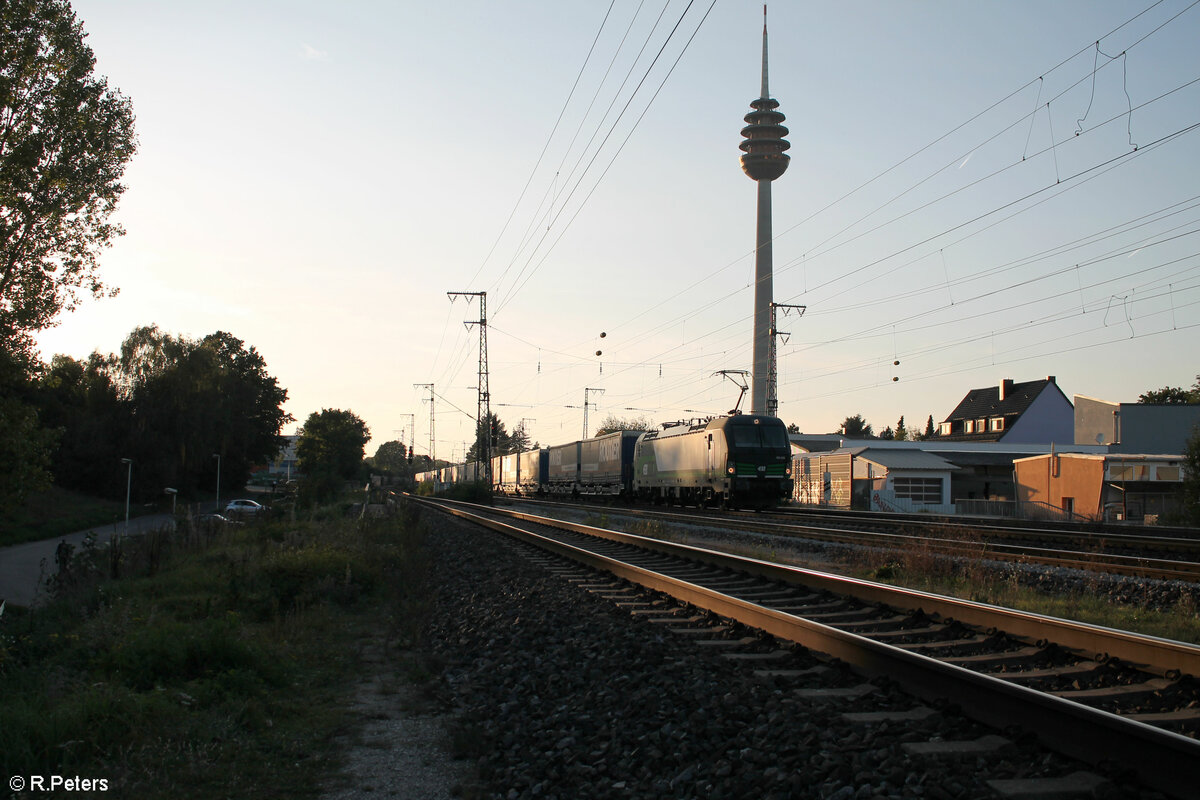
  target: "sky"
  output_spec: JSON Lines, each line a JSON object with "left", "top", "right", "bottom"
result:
{"left": 34, "top": 0, "right": 1200, "bottom": 462}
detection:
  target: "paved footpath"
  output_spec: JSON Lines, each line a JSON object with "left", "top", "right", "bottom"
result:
{"left": 0, "top": 513, "right": 178, "bottom": 608}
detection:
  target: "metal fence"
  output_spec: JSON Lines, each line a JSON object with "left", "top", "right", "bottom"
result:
{"left": 953, "top": 498, "right": 1095, "bottom": 522}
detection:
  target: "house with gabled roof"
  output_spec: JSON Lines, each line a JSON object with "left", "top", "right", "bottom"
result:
{"left": 935, "top": 376, "right": 1073, "bottom": 444}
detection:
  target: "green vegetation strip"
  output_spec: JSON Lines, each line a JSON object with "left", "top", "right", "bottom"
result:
{"left": 0, "top": 507, "right": 432, "bottom": 799}
{"left": 0, "top": 487, "right": 152, "bottom": 548}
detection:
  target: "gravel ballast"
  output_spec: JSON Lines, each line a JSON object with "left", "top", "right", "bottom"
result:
{"left": 419, "top": 510, "right": 1166, "bottom": 800}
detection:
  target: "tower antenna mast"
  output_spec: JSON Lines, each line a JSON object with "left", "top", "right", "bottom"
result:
{"left": 739, "top": 4, "right": 790, "bottom": 415}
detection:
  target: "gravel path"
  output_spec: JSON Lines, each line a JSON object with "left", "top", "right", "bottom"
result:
{"left": 417, "top": 511, "right": 1166, "bottom": 800}
{"left": 320, "top": 636, "right": 468, "bottom": 800}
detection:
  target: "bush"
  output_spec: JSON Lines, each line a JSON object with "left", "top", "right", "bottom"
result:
{"left": 101, "top": 616, "right": 281, "bottom": 691}
{"left": 0, "top": 509, "right": 430, "bottom": 797}
{"left": 443, "top": 480, "right": 493, "bottom": 505}
{"left": 261, "top": 545, "right": 379, "bottom": 612}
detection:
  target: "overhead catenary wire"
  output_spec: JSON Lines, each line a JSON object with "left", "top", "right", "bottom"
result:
{"left": 464, "top": 0, "right": 619, "bottom": 289}
{"left": 421, "top": 1, "right": 1200, "bottom": 444}
{"left": 549, "top": 0, "right": 1190, "bottom": 360}
{"left": 502, "top": 112, "right": 1200, "bottom": 430}
{"left": 493, "top": 0, "right": 718, "bottom": 316}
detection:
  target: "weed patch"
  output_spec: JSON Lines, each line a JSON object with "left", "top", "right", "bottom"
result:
{"left": 835, "top": 530, "right": 1200, "bottom": 645}
{"left": 0, "top": 507, "right": 434, "bottom": 799}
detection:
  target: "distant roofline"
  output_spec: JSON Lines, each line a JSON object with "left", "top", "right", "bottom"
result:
{"left": 1073, "top": 394, "right": 1118, "bottom": 406}
{"left": 791, "top": 437, "right": 1107, "bottom": 454}
{"left": 1014, "top": 452, "right": 1183, "bottom": 464}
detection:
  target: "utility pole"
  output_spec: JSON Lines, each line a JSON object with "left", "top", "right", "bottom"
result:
{"left": 583, "top": 387, "right": 605, "bottom": 439}
{"left": 414, "top": 383, "right": 435, "bottom": 464}
{"left": 448, "top": 291, "right": 491, "bottom": 485}
{"left": 768, "top": 302, "right": 805, "bottom": 417}
{"left": 397, "top": 413, "right": 415, "bottom": 461}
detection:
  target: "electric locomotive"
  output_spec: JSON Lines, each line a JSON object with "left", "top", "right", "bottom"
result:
{"left": 632, "top": 413, "right": 792, "bottom": 508}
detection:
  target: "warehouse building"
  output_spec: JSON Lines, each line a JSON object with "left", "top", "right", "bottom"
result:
{"left": 1013, "top": 452, "right": 1187, "bottom": 523}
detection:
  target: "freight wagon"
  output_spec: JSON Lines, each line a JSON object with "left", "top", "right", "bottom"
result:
{"left": 416, "top": 413, "right": 793, "bottom": 509}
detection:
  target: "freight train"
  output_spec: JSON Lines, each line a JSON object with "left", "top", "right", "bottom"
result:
{"left": 415, "top": 413, "right": 793, "bottom": 509}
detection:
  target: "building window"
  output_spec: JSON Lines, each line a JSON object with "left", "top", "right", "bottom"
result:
{"left": 964, "top": 420, "right": 976, "bottom": 434}
{"left": 938, "top": 422, "right": 952, "bottom": 436}
{"left": 1108, "top": 464, "right": 1149, "bottom": 480}
{"left": 1156, "top": 466, "right": 1180, "bottom": 481}
{"left": 892, "top": 476, "right": 943, "bottom": 504}
{"left": 1062, "top": 497, "right": 1074, "bottom": 516}
{"left": 989, "top": 417, "right": 1005, "bottom": 431}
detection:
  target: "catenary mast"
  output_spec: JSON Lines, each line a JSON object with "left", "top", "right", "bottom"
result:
{"left": 739, "top": 5, "right": 790, "bottom": 415}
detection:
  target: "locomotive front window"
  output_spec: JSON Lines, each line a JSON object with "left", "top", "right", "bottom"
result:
{"left": 762, "top": 427, "right": 788, "bottom": 449}
{"left": 730, "top": 427, "right": 761, "bottom": 447}
{"left": 729, "top": 424, "right": 789, "bottom": 449}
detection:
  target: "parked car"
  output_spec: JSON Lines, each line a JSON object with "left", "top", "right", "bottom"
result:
{"left": 224, "top": 499, "right": 267, "bottom": 516}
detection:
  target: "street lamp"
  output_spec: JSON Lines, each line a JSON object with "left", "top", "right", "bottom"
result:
{"left": 213, "top": 453, "right": 221, "bottom": 514}
{"left": 120, "top": 458, "right": 132, "bottom": 533}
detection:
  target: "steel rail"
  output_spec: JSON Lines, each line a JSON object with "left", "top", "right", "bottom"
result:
{"left": 770, "top": 505, "right": 1200, "bottom": 545}
{"left": 517, "top": 496, "right": 1200, "bottom": 550}
{"left": 512, "top": 497, "right": 1200, "bottom": 581}
{"left": 413, "top": 495, "right": 1200, "bottom": 799}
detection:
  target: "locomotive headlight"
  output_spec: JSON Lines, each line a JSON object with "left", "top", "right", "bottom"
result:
{"left": 727, "top": 465, "right": 735, "bottom": 475}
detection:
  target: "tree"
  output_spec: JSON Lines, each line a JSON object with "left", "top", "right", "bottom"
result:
{"left": 34, "top": 352, "right": 125, "bottom": 496}
{"left": 1139, "top": 376, "right": 1200, "bottom": 404}
{"left": 839, "top": 414, "right": 873, "bottom": 438}
{"left": 510, "top": 420, "right": 536, "bottom": 454}
{"left": 0, "top": 0, "right": 137, "bottom": 340}
{"left": 786, "top": 422, "right": 800, "bottom": 434}
{"left": 592, "top": 414, "right": 654, "bottom": 437}
{"left": 29, "top": 326, "right": 291, "bottom": 501}
{"left": 369, "top": 440, "right": 408, "bottom": 474}
{"left": 0, "top": 395, "right": 54, "bottom": 508}
{"left": 296, "top": 408, "right": 370, "bottom": 482}
{"left": 0, "top": 338, "right": 54, "bottom": 509}
{"left": 199, "top": 331, "right": 292, "bottom": 488}
{"left": 1175, "top": 424, "right": 1200, "bottom": 526}
{"left": 894, "top": 416, "right": 907, "bottom": 441}
{"left": 466, "top": 412, "right": 511, "bottom": 462}
{"left": 923, "top": 415, "right": 935, "bottom": 440}
{"left": 107, "top": 326, "right": 291, "bottom": 497}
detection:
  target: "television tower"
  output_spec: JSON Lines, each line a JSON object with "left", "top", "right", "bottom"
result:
{"left": 739, "top": 5, "right": 790, "bottom": 414}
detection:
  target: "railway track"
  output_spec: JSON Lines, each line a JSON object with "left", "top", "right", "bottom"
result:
{"left": 413, "top": 494, "right": 1200, "bottom": 799}
{"left": 508, "top": 497, "right": 1200, "bottom": 582}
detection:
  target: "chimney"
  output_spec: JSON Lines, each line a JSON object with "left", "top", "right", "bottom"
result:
{"left": 1000, "top": 378, "right": 1014, "bottom": 401}
{"left": 1046, "top": 375, "right": 1056, "bottom": 384}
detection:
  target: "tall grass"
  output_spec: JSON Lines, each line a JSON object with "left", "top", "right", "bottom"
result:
{"left": 849, "top": 525, "right": 1200, "bottom": 645}
{"left": 0, "top": 504, "right": 432, "bottom": 799}
{"left": 0, "top": 486, "right": 143, "bottom": 547}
